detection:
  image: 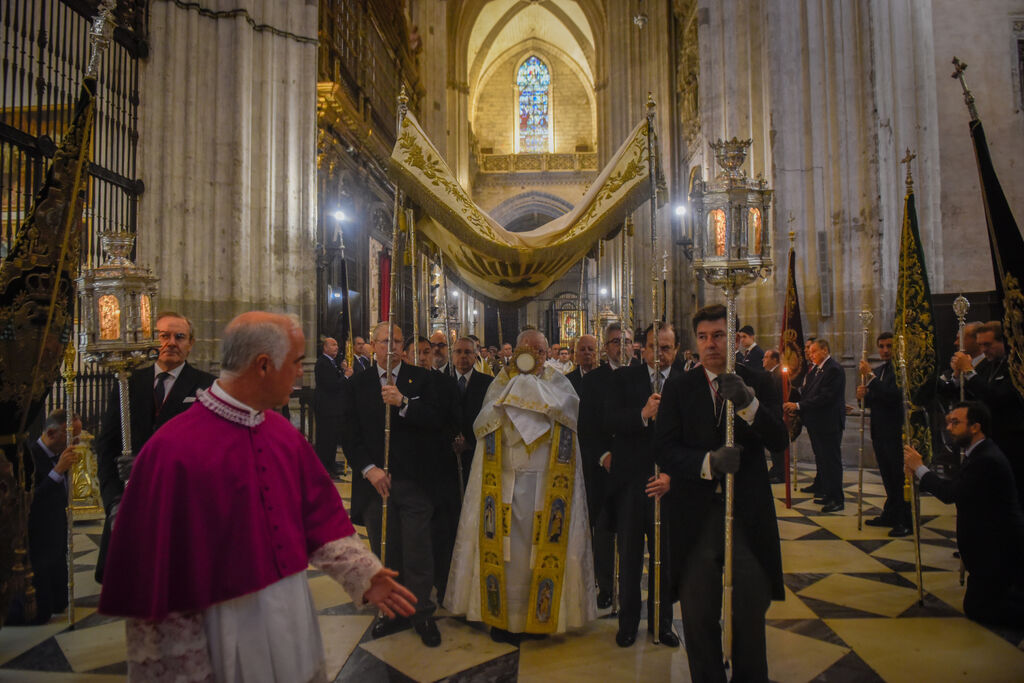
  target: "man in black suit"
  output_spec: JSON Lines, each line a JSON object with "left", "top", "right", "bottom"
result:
{"left": 762, "top": 349, "right": 786, "bottom": 483}
{"left": 905, "top": 402, "right": 1024, "bottom": 627}
{"left": 94, "top": 311, "right": 215, "bottom": 582}
{"left": 951, "top": 321, "right": 1024, "bottom": 503}
{"left": 351, "top": 335, "right": 372, "bottom": 374}
{"left": 313, "top": 337, "right": 347, "bottom": 477}
{"left": 785, "top": 338, "right": 847, "bottom": 512}
{"left": 657, "top": 304, "right": 788, "bottom": 682}
{"left": 605, "top": 323, "right": 681, "bottom": 648}
{"left": 425, "top": 336, "right": 495, "bottom": 603}
{"left": 857, "top": 332, "right": 910, "bottom": 535}
{"left": 4, "top": 410, "right": 81, "bottom": 625}
{"left": 343, "top": 322, "right": 442, "bottom": 647}
{"left": 568, "top": 334, "right": 614, "bottom": 609}
{"left": 736, "top": 324, "right": 765, "bottom": 371}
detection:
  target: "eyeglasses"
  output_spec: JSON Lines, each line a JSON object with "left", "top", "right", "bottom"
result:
{"left": 431, "top": 342, "right": 448, "bottom": 348}
{"left": 156, "top": 331, "right": 189, "bottom": 343}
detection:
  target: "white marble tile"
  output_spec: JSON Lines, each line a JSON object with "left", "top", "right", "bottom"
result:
{"left": 55, "top": 621, "right": 125, "bottom": 673}
{"left": 319, "top": 614, "right": 373, "bottom": 681}
{"left": 360, "top": 618, "right": 516, "bottom": 682}
{"left": 765, "top": 623, "right": 849, "bottom": 682}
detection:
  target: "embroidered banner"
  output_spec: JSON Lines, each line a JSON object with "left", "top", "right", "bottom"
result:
{"left": 389, "top": 111, "right": 660, "bottom": 302}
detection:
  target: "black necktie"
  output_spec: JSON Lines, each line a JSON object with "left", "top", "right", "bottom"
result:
{"left": 713, "top": 377, "right": 724, "bottom": 418}
{"left": 154, "top": 371, "right": 171, "bottom": 412}
{"left": 458, "top": 375, "right": 468, "bottom": 395}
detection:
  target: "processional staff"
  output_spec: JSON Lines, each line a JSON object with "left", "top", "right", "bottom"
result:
{"left": 439, "top": 250, "right": 463, "bottom": 497}
{"left": 62, "top": 343, "right": 77, "bottom": 627}
{"left": 857, "top": 309, "right": 873, "bottom": 530}
{"left": 644, "top": 94, "right": 665, "bottom": 644}
{"left": 897, "top": 335, "right": 925, "bottom": 605}
{"left": 407, "top": 207, "right": 419, "bottom": 365}
{"left": 953, "top": 293, "right": 970, "bottom": 586}
{"left": 381, "top": 86, "right": 409, "bottom": 567}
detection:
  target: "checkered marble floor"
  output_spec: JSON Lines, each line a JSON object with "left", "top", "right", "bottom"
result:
{"left": 3, "top": 468, "right": 1024, "bottom": 682}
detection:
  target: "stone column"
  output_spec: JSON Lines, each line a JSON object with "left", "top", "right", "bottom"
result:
{"left": 136, "top": 0, "right": 319, "bottom": 364}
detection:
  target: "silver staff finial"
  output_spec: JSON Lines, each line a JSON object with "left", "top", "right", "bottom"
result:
{"left": 87, "top": 1, "right": 118, "bottom": 78}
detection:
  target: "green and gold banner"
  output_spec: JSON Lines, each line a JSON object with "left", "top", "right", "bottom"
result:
{"left": 894, "top": 185, "right": 938, "bottom": 459}
{"left": 389, "top": 111, "right": 658, "bottom": 302}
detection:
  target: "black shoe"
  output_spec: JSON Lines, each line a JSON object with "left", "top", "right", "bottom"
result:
{"left": 768, "top": 472, "right": 786, "bottom": 484}
{"left": 371, "top": 615, "right": 409, "bottom": 639}
{"left": 821, "top": 500, "right": 845, "bottom": 513}
{"left": 800, "top": 484, "right": 820, "bottom": 493}
{"left": 520, "top": 632, "right": 548, "bottom": 641}
{"left": 888, "top": 524, "right": 912, "bottom": 538}
{"left": 865, "top": 516, "right": 894, "bottom": 527}
{"left": 813, "top": 496, "right": 828, "bottom": 505}
{"left": 413, "top": 617, "right": 441, "bottom": 647}
{"left": 597, "top": 591, "right": 613, "bottom": 609}
{"left": 490, "top": 627, "right": 521, "bottom": 645}
{"left": 649, "top": 628, "right": 680, "bottom": 647}
{"left": 615, "top": 629, "right": 637, "bottom": 647}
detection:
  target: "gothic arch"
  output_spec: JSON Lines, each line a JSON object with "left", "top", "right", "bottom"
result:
{"left": 490, "top": 191, "right": 574, "bottom": 231}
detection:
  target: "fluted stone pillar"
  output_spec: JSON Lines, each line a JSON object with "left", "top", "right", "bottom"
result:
{"left": 136, "top": 0, "right": 319, "bottom": 364}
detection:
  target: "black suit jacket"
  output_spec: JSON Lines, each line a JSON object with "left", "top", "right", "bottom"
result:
{"left": 343, "top": 362, "right": 440, "bottom": 524}
{"left": 863, "top": 360, "right": 901, "bottom": 440}
{"left": 352, "top": 355, "right": 372, "bottom": 374}
{"left": 314, "top": 354, "right": 347, "bottom": 418}
{"left": 606, "top": 361, "right": 683, "bottom": 494}
{"left": 27, "top": 440, "right": 68, "bottom": 568}
{"left": 95, "top": 362, "right": 215, "bottom": 514}
{"left": 656, "top": 365, "right": 788, "bottom": 599}
{"left": 456, "top": 369, "right": 493, "bottom": 460}
{"left": 576, "top": 364, "right": 614, "bottom": 517}
{"left": 736, "top": 344, "right": 765, "bottom": 371}
{"left": 965, "top": 357, "right": 1024, "bottom": 446}
{"left": 797, "top": 356, "right": 846, "bottom": 433}
{"left": 919, "top": 439, "right": 1024, "bottom": 582}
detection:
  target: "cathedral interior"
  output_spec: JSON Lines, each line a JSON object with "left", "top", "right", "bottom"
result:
{"left": 3, "top": 0, "right": 1024, "bottom": 680}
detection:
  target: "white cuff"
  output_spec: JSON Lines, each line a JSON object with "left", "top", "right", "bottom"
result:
{"left": 914, "top": 464, "right": 930, "bottom": 480}
{"left": 700, "top": 453, "right": 713, "bottom": 480}
{"left": 736, "top": 397, "right": 759, "bottom": 424}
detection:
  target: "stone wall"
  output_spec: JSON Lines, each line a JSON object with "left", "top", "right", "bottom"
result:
{"left": 472, "top": 48, "right": 596, "bottom": 155}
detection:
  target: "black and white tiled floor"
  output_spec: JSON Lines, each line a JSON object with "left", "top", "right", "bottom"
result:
{"left": 3, "top": 467, "right": 1024, "bottom": 682}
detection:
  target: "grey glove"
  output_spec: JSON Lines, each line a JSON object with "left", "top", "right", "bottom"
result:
{"left": 116, "top": 454, "right": 135, "bottom": 482}
{"left": 709, "top": 445, "right": 742, "bottom": 476}
{"left": 108, "top": 501, "right": 120, "bottom": 531}
{"left": 717, "top": 373, "right": 755, "bottom": 410}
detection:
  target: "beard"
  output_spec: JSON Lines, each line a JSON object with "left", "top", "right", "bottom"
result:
{"left": 950, "top": 430, "right": 973, "bottom": 450}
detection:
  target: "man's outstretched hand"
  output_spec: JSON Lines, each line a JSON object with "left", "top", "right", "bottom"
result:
{"left": 363, "top": 568, "right": 417, "bottom": 618}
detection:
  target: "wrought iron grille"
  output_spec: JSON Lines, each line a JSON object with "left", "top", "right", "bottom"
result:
{"left": 3, "top": 0, "right": 147, "bottom": 429}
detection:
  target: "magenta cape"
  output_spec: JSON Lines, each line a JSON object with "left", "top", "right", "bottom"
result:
{"left": 99, "top": 400, "right": 355, "bottom": 620}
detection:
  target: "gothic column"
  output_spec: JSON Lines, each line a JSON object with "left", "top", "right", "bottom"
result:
{"left": 136, "top": 0, "right": 319, "bottom": 363}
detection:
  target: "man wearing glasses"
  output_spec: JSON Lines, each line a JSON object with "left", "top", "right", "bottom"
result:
{"left": 430, "top": 329, "right": 452, "bottom": 375}
{"left": 94, "top": 311, "right": 215, "bottom": 582}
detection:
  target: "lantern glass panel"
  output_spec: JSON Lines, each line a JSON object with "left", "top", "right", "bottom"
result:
{"left": 749, "top": 208, "right": 763, "bottom": 255}
{"left": 140, "top": 295, "right": 152, "bottom": 336}
{"left": 99, "top": 294, "right": 121, "bottom": 340}
{"left": 709, "top": 209, "right": 726, "bottom": 257}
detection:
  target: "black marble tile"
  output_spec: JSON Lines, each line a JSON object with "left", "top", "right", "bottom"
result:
{"left": 843, "top": 572, "right": 918, "bottom": 589}
{"left": 897, "top": 594, "right": 964, "bottom": 618}
{"left": 318, "top": 602, "right": 363, "bottom": 616}
{"left": 867, "top": 556, "right": 919, "bottom": 574}
{"left": 765, "top": 618, "right": 850, "bottom": 648}
{"left": 920, "top": 537, "right": 958, "bottom": 550}
{"left": 76, "top": 594, "right": 100, "bottom": 608}
{"left": 70, "top": 610, "right": 122, "bottom": 629}
{"left": 798, "top": 595, "right": 887, "bottom": 620}
{"left": 334, "top": 645, "right": 416, "bottom": 682}
{"left": 783, "top": 573, "right": 829, "bottom": 593}
{"left": 0, "top": 636, "right": 71, "bottom": 672}
{"left": 984, "top": 623, "right": 1024, "bottom": 648}
{"left": 810, "top": 650, "right": 884, "bottom": 682}
{"left": 780, "top": 515, "right": 822, "bottom": 527}
{"left": 799, "top": 528, "right": 842, "bottom": 541}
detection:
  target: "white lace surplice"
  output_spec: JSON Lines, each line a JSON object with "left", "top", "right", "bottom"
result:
{"left": 125, "top": 535, "right": 381, "bottom": 683}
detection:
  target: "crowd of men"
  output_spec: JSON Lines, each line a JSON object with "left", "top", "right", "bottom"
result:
{"left": 14, "top": 305, "right": 1024, "bottom": 680}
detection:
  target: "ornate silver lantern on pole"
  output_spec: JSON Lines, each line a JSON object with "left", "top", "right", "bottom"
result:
{"left": 77, "top": 231, "right": 159, "bottom": 486}
{"left": 689, "top": 137, "right": 773, "bottom": 669}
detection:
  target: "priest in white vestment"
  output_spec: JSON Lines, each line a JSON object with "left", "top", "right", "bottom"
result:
{"left": 445, "top": 329, "right": 596, "bottom": 642}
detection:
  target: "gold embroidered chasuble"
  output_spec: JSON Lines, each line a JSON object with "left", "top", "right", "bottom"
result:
{"left": 443, "top": 366, "right": 597, "bottom": 633}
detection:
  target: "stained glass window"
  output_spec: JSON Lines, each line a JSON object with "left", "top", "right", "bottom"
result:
{"left": 517, "top": 56, "right": 551, "bottom": 153}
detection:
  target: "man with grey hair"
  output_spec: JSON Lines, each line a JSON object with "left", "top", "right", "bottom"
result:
{"left": 100, "top": 312, "right": 415, "bottom": 682}
{"left": 94, "top": 310, "right": 215, "bottom": 583}
{"left": 446, "top": 328, "right": 597, "bottom": 643}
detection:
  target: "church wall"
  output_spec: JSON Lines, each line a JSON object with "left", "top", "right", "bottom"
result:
{"left": 930, "top": 0, "right": 1024, "bottom": 294}
{"left": 472, "top": 49, "right": 596, "bottom": 155}
{"left": 136, "top": 1, "right": 319, "bottom": 366}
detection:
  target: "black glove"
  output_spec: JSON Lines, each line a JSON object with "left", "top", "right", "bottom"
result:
{"left": 108, "top": 502, "right": 120, "bottom": 531}
{"left": 709, "top": 445, "right": 742, "bottom": 476}
{"left": 717, "top": 373, "right": 755, "bottom": 410}
{"left": 116, "top": 454, "right": 135, "bottom": 482}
